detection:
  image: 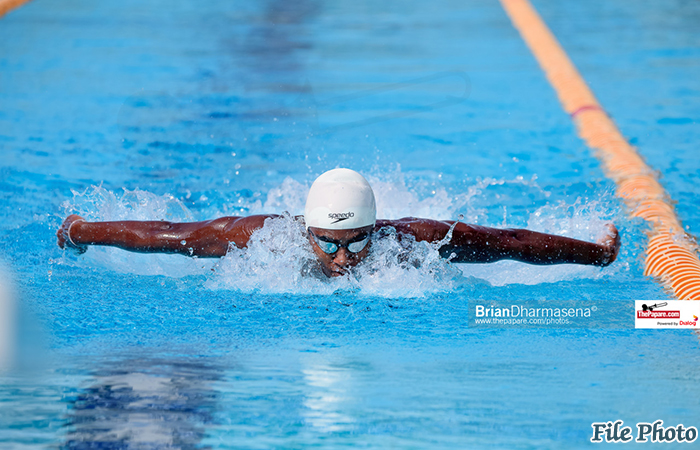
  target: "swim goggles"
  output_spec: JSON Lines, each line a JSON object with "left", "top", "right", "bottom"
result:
{"left": 309, "top": 231, "right": 371, "bottom": 255}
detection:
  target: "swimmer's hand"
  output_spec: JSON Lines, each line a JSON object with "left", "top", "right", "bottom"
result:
{"left": 597, "top": 223, "right": 621, "bottom": 267}
{"left": 57, "top": 214, "right": 88, "bottom": 254}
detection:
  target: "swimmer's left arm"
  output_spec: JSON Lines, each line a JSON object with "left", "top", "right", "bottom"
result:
{"left": 389, "top": 218, "right": 620, "bottom": 267}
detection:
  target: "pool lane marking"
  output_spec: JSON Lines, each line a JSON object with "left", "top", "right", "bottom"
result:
{"left": 500, "top": 0, "right": 700, "bottom": 300}
{"left": 0, "top": 0, "right": 31, "bottom": 18}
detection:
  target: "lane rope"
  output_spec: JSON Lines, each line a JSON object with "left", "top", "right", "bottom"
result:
{"left": 500, "top": 0, "right": 700, "bottom": 300}
{"left": 0, "top": 0, "right": 31, "bottom": 18}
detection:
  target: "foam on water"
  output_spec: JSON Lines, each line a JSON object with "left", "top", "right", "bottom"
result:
{"left": 57, "top": 171, "right": 622, "bottom": 293}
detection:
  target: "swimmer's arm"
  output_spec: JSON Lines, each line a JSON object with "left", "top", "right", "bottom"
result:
{"left": 384, "top": 218, "right": 620, "bottom": 267}
{"left": 57, "top": 214, "right": 275, "bottom": 257}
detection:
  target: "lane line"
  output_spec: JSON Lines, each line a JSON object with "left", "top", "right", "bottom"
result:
{"left": 500, "top": 0, "right": 700, "bottom": 300}
{"left": 0, "top": 0, "right": 31, "bottom": 18}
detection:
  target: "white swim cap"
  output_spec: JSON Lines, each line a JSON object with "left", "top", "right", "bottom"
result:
{"left": 304, "top": 168, "right": 376, "bottom": 230}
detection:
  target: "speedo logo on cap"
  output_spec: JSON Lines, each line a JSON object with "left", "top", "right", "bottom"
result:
{"left": 329, "top": 212, "right": 354, "bottom": 224}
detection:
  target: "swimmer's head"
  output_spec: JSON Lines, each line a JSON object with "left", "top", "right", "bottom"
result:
{"left": 304, "top": 168, "right": 376, "bottom": 277}
{"left": 304, "top": 168, "right": 376, "bottom": 231}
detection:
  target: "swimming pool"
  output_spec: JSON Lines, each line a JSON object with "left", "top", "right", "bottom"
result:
{"left": 1, "top": 0, "right": 699, "bottom": 448}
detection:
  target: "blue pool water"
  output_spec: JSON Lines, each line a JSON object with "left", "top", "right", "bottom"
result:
{"left": 1, "top": 0, "right": 700, "bottom": 448}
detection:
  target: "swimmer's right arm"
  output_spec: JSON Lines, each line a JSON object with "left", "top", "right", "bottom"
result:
{"left": 57, "top": 214, "right": 275, "bottom": 257}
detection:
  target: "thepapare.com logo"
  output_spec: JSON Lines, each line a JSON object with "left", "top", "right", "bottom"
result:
{"left": 634, "top": 300, "right": 700, "bottom": 329}
{"left": 636, "top": 302, "right": 679, "bottom": 319}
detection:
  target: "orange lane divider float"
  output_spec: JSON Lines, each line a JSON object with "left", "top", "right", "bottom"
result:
{"left": 0, "top": 0, "right": 31, "bottom": 18}
{"left": 500, "top": 0, "right": 700, "bottom": 300}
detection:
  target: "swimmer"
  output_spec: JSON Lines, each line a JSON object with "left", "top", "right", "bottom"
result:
{"left": 57, "top": 168, "right": 620, "bottom": 277}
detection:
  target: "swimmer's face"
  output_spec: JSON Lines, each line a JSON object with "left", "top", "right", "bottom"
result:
{"left": 308, "top": 225, "right": 373, "bottom": 277}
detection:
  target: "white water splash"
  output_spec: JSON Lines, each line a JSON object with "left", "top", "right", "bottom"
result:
{"left": 206, "top": 215, "right": 461, "bottom": 298}
{"left": 351, "top": 226, "right": 464, "bottom": 297}
{"left": 62, "top": 185, "right": 195, "bottom": 222}
{"left": 368, "top": 172, "right": 457, "bottom": 220}
{"left": 205, "top": 214, "right": 329, "bottom": 294}
{"left": 262, "top": 177, "right": 309, "bottom": 214}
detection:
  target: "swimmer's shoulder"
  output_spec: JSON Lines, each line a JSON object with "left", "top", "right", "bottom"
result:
{"left": 219, "top": 214, "right": 279, "bottom": 236}
{"left": 375, "top": 217, "right": 476, "bottom": 243}
{"left": 374, "top": 217, "right": 443, "bottom": 241}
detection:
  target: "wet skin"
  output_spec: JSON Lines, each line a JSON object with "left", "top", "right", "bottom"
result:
{"left": 307, "top": 226, "right": 374, "bottom": 277}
